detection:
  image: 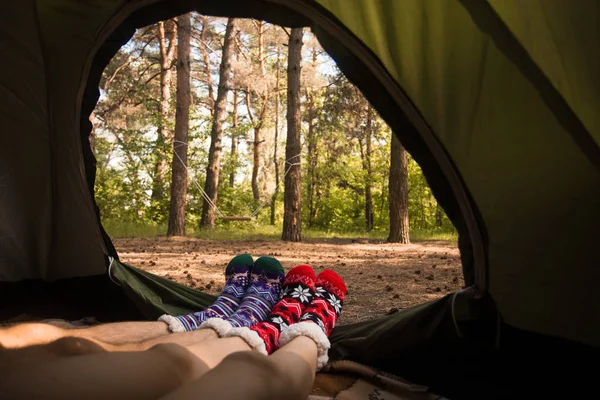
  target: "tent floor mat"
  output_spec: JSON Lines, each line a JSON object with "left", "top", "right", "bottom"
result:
{"left": 310, "top": 360, "right": 447, "bottom": 400}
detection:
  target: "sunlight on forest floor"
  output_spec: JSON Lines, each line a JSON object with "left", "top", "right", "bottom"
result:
{"left": 113, "top": 235, "right": 463, "bottom": 325}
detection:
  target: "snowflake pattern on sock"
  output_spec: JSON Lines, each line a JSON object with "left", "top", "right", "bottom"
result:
{"left": 226, "top": 257, "right": 285, "bottom": 329}
{"left": 299, "top": 269, "right": 347, "bottom": 337}
{"left": 248, "top": 265, "right": 316, "bottom": 354}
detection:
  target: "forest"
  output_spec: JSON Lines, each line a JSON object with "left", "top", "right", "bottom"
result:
{"left": 92, "top": 14, "right": 456, "bottom": 243}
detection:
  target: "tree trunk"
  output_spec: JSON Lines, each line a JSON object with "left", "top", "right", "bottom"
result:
{"left": 388, "top": 132, "right": 410, "bottom": 243}
{"left": 270, "top": 45, "right": 281, "bottom": 226}
{"left": 229, "top": 89, "right": 238, "bottom": 187}
{"left": 419, "top": 188, "right": 426, "bottom": 228}
{"left": 282, "top": 28, "right": 303, "bottom": 242}
{"left": 306, "top": 92, "right": 317, "bottom": 227}
{"left": 365, "top": 106, "right": 374, "bottom": 232}
{"left": 167, "top": 14, "right": 191, "bottom": 236}
{"left": 379, "top": 168, "right": 388, "bottom": 220}
{"left": 251, "top": 105, "right": 266, "bottom": 202}
{"left": 229, "top": 30, "right": 242, "bottom": 188}
{"left": 89, "top": 111, "right": 96, "bottom": 152}
{"left": 307, "top": 47, "right": 318, "bottom": 228}
{"left": 151, "top": 20, "right": 177, "bottom": 208}
{"left": 200, "top": 18, "right": 237, "bottom": 229}
{"left": 435, "top": 204, "right": 444, "bottom": 228}
{"left": 357, "top": 107, "right": 374, "bottom": 232}
{"left": 251, "top": 21, "right": 266, "bottom": 202}
{"left": 200, "top": 16, "right": 215, "bottom": 115}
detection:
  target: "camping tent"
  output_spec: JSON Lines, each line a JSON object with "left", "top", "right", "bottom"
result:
{"left": 1, "top": 0, "right": 598, "bottom": 398}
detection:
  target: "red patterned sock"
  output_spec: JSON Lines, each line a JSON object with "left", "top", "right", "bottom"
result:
{"left": 300, "top": 269, "right": 347, "bottom": 335}
{"left": 279, "top": 269, "right": 347, "bottom": 370}
{"left": 226, "top": 265, "right": 316, "bottom": 355}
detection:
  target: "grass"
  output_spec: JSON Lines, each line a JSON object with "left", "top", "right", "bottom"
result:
{"left": 410, "top": 229, "right": 458, "bottom": 242}
{"left": 303, "top": 228, "right": 457, "bottom": 243}
{"left": 103, "top": 219, "right": 457, "bottom": 243}
{"left": 103, "top": 220, "right": 168, "bottom": 238}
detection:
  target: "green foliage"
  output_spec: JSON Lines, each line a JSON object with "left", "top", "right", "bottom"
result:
{"left": 94, "top": 16, "right": 456, "bottom": 242}
{"left": 406, "top": 156, "right": 454, "bottom": 231}
{"left": 94, "top": 131, "right": 154, "bottom": 223}
{"left": 300, "top": 72, "right": 452, "bottom": 234}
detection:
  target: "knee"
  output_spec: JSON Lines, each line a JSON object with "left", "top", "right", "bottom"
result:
{"left": 46, "top": 336, "right": 106, "bottom": 356}
{"left": 0, "top": 323, "right": 66, "bottom": 349}
{"left": 221, "top": 351, "right": 290, "bottom": 393}
{"left": 148, "top": 343, "right": 207, "bottom": 384}
{"left": 222, "top": 350, "right": 279, "bottom": 375}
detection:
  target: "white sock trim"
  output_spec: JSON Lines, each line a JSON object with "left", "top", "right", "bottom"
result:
{"left": 280, "top": 321, "right": 330, "bottom": 370}
{"left": 199, "top": 317, "right": 233, "bottom": 337}
{"left": 158, "top": 314, "right": 186, "bottom": 333}
{"left": 225, "top": 327, "right": 268, "bottom": 356}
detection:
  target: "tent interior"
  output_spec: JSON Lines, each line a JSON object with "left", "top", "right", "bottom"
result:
{"left": 1, "top": 1, "right": 599, "bottom": 398}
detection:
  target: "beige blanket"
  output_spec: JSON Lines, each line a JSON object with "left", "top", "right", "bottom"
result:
{"left": 309, "top": 360, "right": 449, "bottom": 400}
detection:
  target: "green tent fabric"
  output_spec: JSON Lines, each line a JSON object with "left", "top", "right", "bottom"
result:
{"left": 316, "top": 0, "right": 600, "bottom": 347}
{"left": 1, "top": 0, "right": 599, "bottom": 398}
{"left": 111, "top": 260, "right": 217, "bottom": 319}
{"left": 0, "top": 0, "right": 52, "bottom": 280}
{"left": 488, "top": 0, "right": 600, "bottom": 147}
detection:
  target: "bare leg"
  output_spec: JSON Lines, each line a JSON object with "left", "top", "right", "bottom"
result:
{"left": 0, "top": 321, "right": 219, "bottom": 351}
{"left": 68, "top": 321, "right": 172, "bottom": 345}
{"left": 0, "top": 321, "right": 170, "bottom": 349}
{"left": 184, "top": 336, "right": 257, "bottom": 368}
{"left": 159, "top": 336, "right": 317, "bottom": 400}
{"left": 123, "top": 329, "right": 218, "bottom": 351}
{"left": 1, "top": 333, "right": 259, "bottom": 400}
{"left": 0, "top": 323, "right": 75, "bottom": 349}
{"left": 1, "top": 330, "right": 317, "bottom": 400}
{"left": 0, "top": 336, "right": 108, "bottom": 367}
{"left": 1, "top": 340, "right": 209, "bottom": 400}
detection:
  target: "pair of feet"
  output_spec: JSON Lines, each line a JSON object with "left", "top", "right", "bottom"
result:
{"left": 160, "top": 255, "right": 285, "bottom": 333}
{"left": 159, "top": 254, "right": 346, "bottom": 369}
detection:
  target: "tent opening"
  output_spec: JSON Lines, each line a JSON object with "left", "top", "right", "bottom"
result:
{"left": 90, "top": 13, "right": 464, "bottom": 327}
{"left": 79, "top": 0, "right": 487, "bottom": 299}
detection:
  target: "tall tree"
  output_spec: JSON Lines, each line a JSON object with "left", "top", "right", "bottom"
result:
{"left": 306, "top": 47, "right": 318, "bottom": 227}
{"left": 282, "top": 28, "right": 303, "bottom": 242}
{"left": 435, "top": 204, "right": 444, "bottom": 228}
{"left": 167, "top": 13, "right": 191, "bottom": 236}
{"left": 247, "top": 21, "right": 269, "bottom": 202}
{"left": 200, "top": 18, "right": 238, "bottom": 228}
{"left": 89, "top": 111, "right": 97, "bottom": 150}
{"left": 229, "top": 89, "right": 239, "bottom": 187}
{"left": 151, "top": 20, "right": 177, "bottom": 209}
{"left": 270, "top": 45, "right": 282, "bottom": 225}
{"left": 359, "top": 105, "right": 375, "bottom": 231}
{"left": 229, "top": 29, "right": 242, "bottom": 188}
{"left": 199, "top": 16, "right": 215, "bottom": 115}
{"left": 388, "top": 132, "right": 410, "bottom": 243}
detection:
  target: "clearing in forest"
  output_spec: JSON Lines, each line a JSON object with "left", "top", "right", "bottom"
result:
{"left": 114, "top": 237, "right": 464, "bottom": 325}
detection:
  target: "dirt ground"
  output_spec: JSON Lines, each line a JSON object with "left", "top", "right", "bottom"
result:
{"left": 114, "top": 236, "right": 464, "bottom": 326}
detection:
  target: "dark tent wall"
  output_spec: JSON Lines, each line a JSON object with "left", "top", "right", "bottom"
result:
{"left": 488, "top": 0, "right": 600, "bottom": 149}
{"left": 33, "top": 0, "right": 117, "bottom": 280}
{"left": 0, "top": 1, "right": 53, "bottom": 281}
{"left": 317, "top": 0, "right": 600, "bottom": 347}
